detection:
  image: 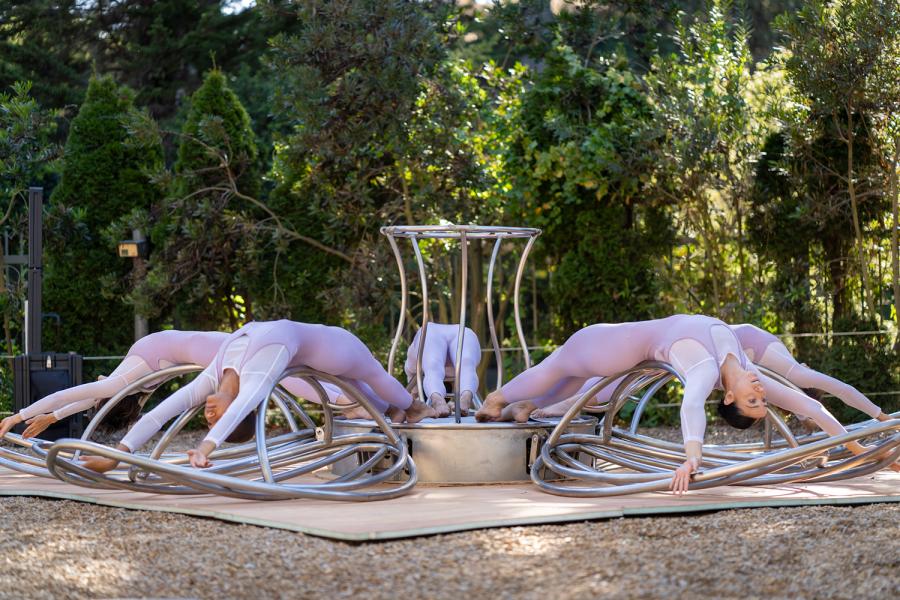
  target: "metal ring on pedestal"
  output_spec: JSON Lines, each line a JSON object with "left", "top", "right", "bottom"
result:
{"left": 381, "top": 224, "right": 542, "bottom": 423}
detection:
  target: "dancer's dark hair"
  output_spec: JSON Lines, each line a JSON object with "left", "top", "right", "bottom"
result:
{"left": 224, "top": 410, "right": 257, "bottom": 444}
{"left": 717, "top": 398, "right": 758, "bottom": 429}
{"left": 96, "top": 393, "right": 144, "bottom": 433}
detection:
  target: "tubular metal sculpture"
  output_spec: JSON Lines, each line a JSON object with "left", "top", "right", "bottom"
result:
{"left": 531, "top": 361, "right": 900, "bottom": 497}
{"left": 2, "top": 365, "right": 416, "bottom": 501}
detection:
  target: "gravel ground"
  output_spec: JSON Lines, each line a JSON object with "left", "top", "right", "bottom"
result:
{"left": 0, "top": 498, "right": 896, "bottom": 600}
{"left": 2, "top": 423, "right": 896, "bottom": 599}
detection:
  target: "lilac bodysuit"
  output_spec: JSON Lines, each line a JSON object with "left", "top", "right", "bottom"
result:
{"left": 731, "top": 324, "right": 882, "bottom": 419}
{"left": 120, "top": 320, "right": 411, "bottom": 451}
{"left": 404, "top": 323, "right": 481, "bottom": 400}
{"left": 17, "top": 331, "right": 229, "bottom": 422}
{"left": 500, "top": 315, "right": 756, "bottom": 444}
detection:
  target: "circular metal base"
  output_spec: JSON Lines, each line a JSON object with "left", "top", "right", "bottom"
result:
{"left": 330, "top": 415, "right": 598, "bottom": 484}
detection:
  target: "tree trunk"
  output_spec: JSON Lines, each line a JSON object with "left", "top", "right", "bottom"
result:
{"left": 890, "top": 143, "right": 900, "bottom": 351}
{"left": 845, "top": 109, "right": 877, "bottom": 320}
{"left": 823, "top": 234, "right": 849, "bottom": 322}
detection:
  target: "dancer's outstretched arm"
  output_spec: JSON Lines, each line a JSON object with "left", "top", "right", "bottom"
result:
{"left": 758, "top": 373, "right": 898, "bottom": 471}
{"left": 759, "top": 343, "right": 884, "bottom": 419}
{"left": 0, "top": 356, "right": 154, "bottom": 438}
{"left": 81, "top": 366, "right": 218, "bottom": 472}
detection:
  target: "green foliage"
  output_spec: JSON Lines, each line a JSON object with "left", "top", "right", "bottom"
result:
{"left": 799, "top": 316, "right": 899, "bottom": 423}
{"left": 501, "top": 40, "right": 671, "bottom": 334}
{"left": 43, "top": 75, "right": 163, "bottom": 356}
{"left": 120, "top": 69, "right": 263, "bottom": 330}
{"left": 0, "top": 81, "right": 57, "bottom": 413}
{"left": 265, "top": 0, "right": 489, "bottom": 336}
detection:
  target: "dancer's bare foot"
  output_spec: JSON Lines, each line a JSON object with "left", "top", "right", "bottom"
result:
{"left": 532, "top": 404, "right": 567, "bottom": 419}
{"left": 81, "top": 455, "right": 120, "bottom": 473}
{"left": 341, "top": 405, "right": 375, "bottom": 420}
{"left": 386, "top": 406, "right": 407, "bottom": 423}
{"left": 499, "top": 401, "right": 537, "bottom": 423}
{"left": 476, "top": 390, "right": 506, "bottom": 422}
{"left": 404, "top": 399, "right": 437, "bottom": 423}
{"left": 429, "top": 392, "right": 450, "bottom": 418}
{"left": 458, "top": 390, "right": 473, "bottom": 416}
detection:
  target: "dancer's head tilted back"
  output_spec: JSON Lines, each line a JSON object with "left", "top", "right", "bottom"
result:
{"left": 203, "top": 367, "right": 255, "bottom": 442}
{"left": 718, "top": 357, "right": 767, "bottom": 428}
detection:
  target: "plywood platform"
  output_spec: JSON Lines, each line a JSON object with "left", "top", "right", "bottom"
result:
{"left": 2, "top": 467, "right": 897, "bottom": 541}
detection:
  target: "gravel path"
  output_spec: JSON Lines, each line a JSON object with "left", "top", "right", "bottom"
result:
{"left": 0, "top": 498, "right": 897, "bottom": 600}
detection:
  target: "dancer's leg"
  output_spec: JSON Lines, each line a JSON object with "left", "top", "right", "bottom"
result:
{"left": 476, "top": 343, "right": 588, "bottom": 421}
{"left": 447, "top": 329, "right": 481, "bottom": 415}
{"left": 420, "top": 334, "right": 450, "bottom": 416}
{"left": 759, "top": 373, "right": 845, "bottom": 437}
{"left": 280, "top": 376, "right": 340, "bottom": 404}
{"left": 759, "top": 343, "right": 882, "bottom": 419}
{"left": 205, "top": 345, "right": 291, "bottom": 447}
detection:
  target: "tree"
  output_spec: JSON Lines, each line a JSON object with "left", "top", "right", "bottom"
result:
{"left": 126, "top": 69, "right": 262, "bottom": 330}
{"left": 645, "top": 0, "right": 771, "bottom": 320}
{"left": 501, "top": 41, "right": 672, "bottom": 333}
{"left": 0, "top": 81, "right": 57, "bottom": 412}
{"left": 778, "top": 0, "right": 900, "bottom": 321}
{"left": 43, "top": 75, "right": 163, "bottom": 356}
{"left": 265, "top": 0, "right": 452, "bottom": 343}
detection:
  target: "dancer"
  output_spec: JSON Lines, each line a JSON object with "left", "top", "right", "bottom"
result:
{"left": 533, "top": 324, "right": 895, "bottom": 425}
{"left": 0, "top": 330, "right": 229, "bottom": 439}
{"left": 404, "top": 322, "right": 481, "bottom": 417}
{"left": 474, "top": 315, "right": 892, "bottom": 492}
{"left": 0, "top": 330, "right": 346, "bottom": 440}
{"left": 731, "top": 324, "right": 893, "bottom": 422}
{"left": 82, "top": 320, "right": 432, "bottom": 472}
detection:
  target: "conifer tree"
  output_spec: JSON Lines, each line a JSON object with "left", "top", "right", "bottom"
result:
{"left": 44, "top": 75, "right": 162, "bottom": 356}
{"left": 134, "top": 69, "right": 261, "bottom": 329}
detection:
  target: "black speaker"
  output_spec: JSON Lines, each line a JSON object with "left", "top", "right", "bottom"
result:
{"left": 13, "top": 352, "right": 84, "bottom": 440}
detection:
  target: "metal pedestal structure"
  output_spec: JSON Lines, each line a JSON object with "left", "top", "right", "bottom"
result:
{"left": 332, "top": 415, "right": 597, "bottom": 484}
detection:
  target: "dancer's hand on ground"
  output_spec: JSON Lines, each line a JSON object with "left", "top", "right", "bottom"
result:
{"left": 22, "top": 414, "right": 58, "bottom": 439}
{"left": 187, "top": 441, "right": 216, "bottom": 469}
{"left": 0, "top": 414, "right": 23, "bottom": 438}
{"left": 81, "top": 455, "right": 119, "bottom": 473}
{"left": 670, "top": 457, "right": 700, "bottom": 495}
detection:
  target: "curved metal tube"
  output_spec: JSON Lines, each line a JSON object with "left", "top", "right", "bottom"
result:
{"left": 43, "top": 368, "right": 418, "bottom": 501}
{"left": 513, "top": 234, "right": 538, "bottom": 370}
{"left": 486, "top": 237, "right": 504, "bottom": 390}
{"left": 385, "top": 233, "right": 408, "bottom": 377}
{"left": 411, "top": 236, "right": 429, "bottom": 405}
{"left": 453, "top": 230, "right": 468, "bottom": 423}
{"left": 532, "top": 360, "right": 900, "bottom": 497}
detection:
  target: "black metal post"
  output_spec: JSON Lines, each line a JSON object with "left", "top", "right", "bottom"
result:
{"left": 27, "top": 187, "right": 42, "bottom": 354}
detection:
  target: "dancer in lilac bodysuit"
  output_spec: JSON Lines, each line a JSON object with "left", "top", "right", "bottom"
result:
{"left": 731, "top": 324, "right": 892, "bottom": 422}
{"left": 82, "top": 320, "right": 432, "bottom": 472}
{"left": 0, "top": 331, "right": 229, "bottom": 439}
{"left": 0, "top": 330, "right": 344, "bottom": 440}
{"left": 475, "top": 315, "right": 892, "bottom": 492}
{"left": 532, "top": 324, "right": 892, "bottom": 424}
{"left": 404, "top": 323, "right": 481, "bottom": 417}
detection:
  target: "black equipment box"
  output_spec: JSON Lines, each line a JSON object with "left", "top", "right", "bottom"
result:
{"left": 13, "top": 352, "right": 84, "bottom": 440}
